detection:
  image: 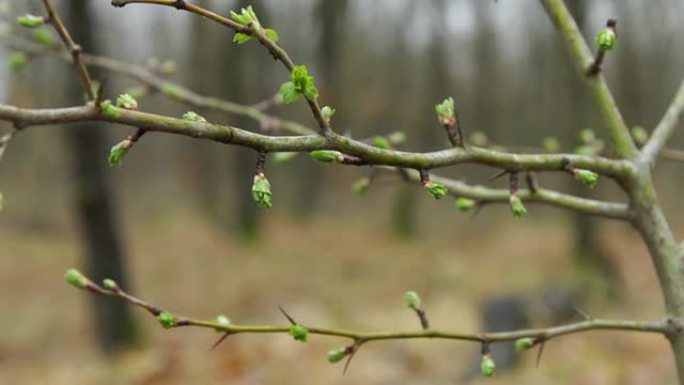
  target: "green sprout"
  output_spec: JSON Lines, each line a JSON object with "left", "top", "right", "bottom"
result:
{"left": 515, "top": 337, "right": 535, "bottom": 352}
{"left": 102, "top": 278, "right": 118, "bottom": 290}
{"left": 371, "top": 136, "right": 392, "bottom": 150}
{"left": 156, "top": 311, "right": 176, "bottom": 329}
{"left": 424, "top": 182, "right": 448, "bottom": 200}
{"left": 279, "top": 65, "right": 319, "bottom": 104}
{"left": 271, "top": 152, "right": 298, "bottom": 164}
{"left": 455, "top": 197, "right": 477, "bottom": 212}
{"left": 352, "top": 177, "right": 371, "bottom": 196}
{"left": 214, "top": 315, "right": 231, "bottom": 332}
{"left": 161, "top": 84, "right": 182, "bottom": 100}
{"left": 251, "top": 174, "right": 272, "bottom": 209}
{"left": 100, "top": 100, "right": 122, "bottom": 119}
{"left": 64, "top": 268, "right": 91, "bottom": 290}
{"left": 321, "top": 106, "right": 336, "bottom": 123}
{"left": 480, "top": 354, "right": 496, "bottom": 377}
{"left": 543, "top": 137, "right": 560, "bottom": 152}
{"left": 8, "top": 52, "right": 28, "bottom": 71}
{"left": 404, "top": 291, "right": 421, "bottom": 310}
{"left": 115, "top": 93, "right": 138, "bottom": 110}
{"left": 33, "top": 28, "right": 54, "bottom": 47}
{"left": 574, "top": 169, "right": 599, "bottom": 188}
{"left": 289, "top": 325, "right": 309, "bottom": 342}
{"left": 310, "top": 150, "right": 341, "bottom": 164}
{"left": 17, "top": 14, "right": 44, "bottom": 28}
{"left": 230, "top": 5, "right": 279, "bottom": 44}
{"left": 327, "top": 348, "right": 348, "bottom": 364}
{"left": 108, "top": 140, "right": 131, "bottom": 166}
{"left": 595, "top": 27, "right": 617, "bottom": 51}
{"left": 509, "top": 194, "right": 527, "bottom": 217}
{"left": 631, "top": 126, "right": 648, "bottom": 146}
{"left": 182, "top": 111, "right": 207, "bottom": 123}
{"left": 435, "top": 97, "right": 455, "bottom": 126}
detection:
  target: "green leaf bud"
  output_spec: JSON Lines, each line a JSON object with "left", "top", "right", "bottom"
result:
{"left": 574, "top": 169, "right": 599, "bottom": 188}
{"left": 214, "top": 315, "right": 231, "bottom": 332}
{"left": 64, "top": 268, "right": 91, "bottom": 290}
{"left": 574, "top": 145, "right": 596, "bottom": 156}
{"left": 102, "top": 278, "right": 118, "bottom": 290}
{"left": 8, "top": 51, "right": 28, "bottom": 71}
{"left": 289, "top": 325, "right": 309, "bottom": 342}
{"left": 156, "top": 311, "right": 176, "bottom": 329}
{"left": 251, "top": 174, "right": 272, "bottom": 209}
{"left": 455, "top": 197, "right": 476, "bottom": 212}
{"left": 108, "top": 140, "right": 131, "bottom": 166}
{"left": 310, "top": 150, "right": 341, "bottom": 163}
{"left": 579, "top": 128, "right": 596, "bottom": 144}
{"left": 543, "top": 137, "right": 560, "bottom": 152}
{"left": 161, "top": 84, "right": 182, "bottom": 100}
{"left": 291, "top": 65, "right": 318, "bottom": 101}
{"left": 404, "top": 291, "right": 421, "bottom": 310}
{"left": 230, "top": 5, "right": 259, "bottom": 26}
{"left": 371, "top": 136, "right": 391, "bottom": 150}
{"left": 264, "top": 28, "right": 279, "bottom": 42}
{"left": 233, "top": 32, "right": 252, "bottom": 45}
{"left": 115, "top": 93, "right": 138, "bottom": 110}
{"left": 469, "top": 131, "right": 488, "bottom": 147}
{"left": 515, "top": 337, "right": 535, "bottom": 352}
{"left": 278, "top": 82, "right": 299, "bottom": 104}
{"left": 100, "top": 100, "right": 122, "bottom": 119}
{"left": 480, "top": 354, "right": 496, "bottom": 377}
{"left": 509, "top": 194, "right": 527, "bottom": 217}
{"left": 327, "top": 348, "right": 348, "bottom": 364}
{"left": 595, "top": 28, "right": 617, "bottom": 51}
{"left": 631, "top": 126, "right": 648, "bottom": 146}
{"left": 33, "top": 28, "right": 54, "bottom": 47}
{"left": 17, "top": 14, "right": 45, "bottom": 28}
{"left": 352, "top": 177, "right": 371, "bottom": 196}
{"left": 387, "top": 131, "right": 407, "bottom": 146}
{"left": 321, "top": 105, "right": 336, "bottom": 123}
{"left": 435, "top": 97, "right": 455, "bottom": 126}
{"left": 271, "top": 152, "right": 298, "bottom": 164}
{"left": 424, "top": 182, "right": 448, "bottom": 200}
{"left": 182, "top": 111, "right": 207, "bottom": 123}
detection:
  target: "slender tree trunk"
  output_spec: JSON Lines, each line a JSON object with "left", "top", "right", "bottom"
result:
{"left": 63, "top": 0, "right": 138, "bottom": 352}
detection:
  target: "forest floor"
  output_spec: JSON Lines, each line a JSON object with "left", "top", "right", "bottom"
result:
{"left": 0, "top": 209, "right": 679, "bottom": 385}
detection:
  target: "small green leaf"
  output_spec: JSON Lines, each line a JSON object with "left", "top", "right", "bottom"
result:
{"left": 289, "top": 325, "right": 309, "bottom": 342}
{"left": 515, "top": 337, "right": 535, "bottom": 352}
{"left": 480, "top": 354, "right": 496, "bottom": 377}
{"left": 321, "top": 106, "right": 336, "bottom": 123}
{"left": 310, "top": 150, "right": 341, "bottom": 163}
{"left": 251, "top": 174, "right": 272, "bottom": 209}
{"left": 404, "top": 291, "right": 421, "bottom": 310}
{"left": 327, "top": 348, "right": 348, "bottom": 364}
{"left": 102, "top": 278, "right": 118, "bottom": 290}
{"left": 278, "top": 81, "right": 300, "bottom": 104}
{"left": 233, "top": 32, "right": 253, "bottom": 44}
{"left": 161, "top": 84, "right": 182, "bottom": 100}
{"left": 543, "top": 137, "right": 560, "bottom": 152}
{"left": 8, "top": 51, "right": 28, "bottom": 71}
{"left": 509, "top": 194, "right": 527, "bottom": 217}
{"left": 100, "top": 100, "right": 122, "bottom": 119}
{"left": 574, "top": 169, "right": 599, "bottom": 188}
{"left": 33, "top": 28, "right": 54, "bottom": 47}
{"left": 631, "top": 126, "right": 648, "bottom": 146}
{"left": 182, "top": 111, "right": 207, "bottom": 123}
{"left": 424, "top": 182, "right": 448, "bottom": 200}
{"left": 108, "top": 140, "right": 131, "bottom": 166}
{"left": 271, "top": 152, "right": 298, "bottom": 164}
{"left": 371, "top": 136, "right": 391, "bottom": 149}
{"left": 264, "top": 28, "right": 279, "bottom": 42}
{"left": 595, "top": 28, "right": 617, "bottom": 51}
{"left": 65, "top": 268, "right": 91, "bottom": 290}
{"left": 115, "top": 93, "right": 138, "bottom": 110}
{"left": 156, "top": 312, "right": 176, "bottom": 329}
{"left": 230, "top": 6, "right": 258, "bottom": 26}
{"left": 435, "top": 97, "right": 455, "bottom": 125}
{"left": 455, "top": 197, "right": 476, "bottom": 212}
{"left": 352, "top": 177, "right": 371, "bottom": 196}
{"left": 17, "top": 14, "right": 44, "bottom": 28}
{"left": 291, "top": 65, "right": 318, "bottom": 101}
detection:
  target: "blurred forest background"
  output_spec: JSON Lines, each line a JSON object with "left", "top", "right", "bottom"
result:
{"left": 1, "top": 0, "right": 683, "bottom": 384}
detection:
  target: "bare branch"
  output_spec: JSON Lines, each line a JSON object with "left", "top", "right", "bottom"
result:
{"left": 641, "top": 79, "right": 684, "bottom": 164}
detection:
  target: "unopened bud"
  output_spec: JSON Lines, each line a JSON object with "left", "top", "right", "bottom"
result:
{"left": 352, "top": 177, "right": 371, "bottom": 196}
{"left": 509, "top": 194, "right": 527, "bottom": 217}
{"left": 371, "top": 136, "right": 391, "bottom": 150}
{"left": 404, "top": 291, "right": 421, "bottom": 310}
{"left": 64, "top": 268, "right": 91, "bottom": 290}
{"left": 631, "top": 126, "right": 648, "bottom": 146}
{"left": 214, "top": 315, "right": 231, "bottom": 332}
{"left": 17, "top": 14, "right": 45, "bottom": 28}
{"left": 435, "top": 97, "right": 455, "bottom": 126}
{"left": 480, "top": 354, "right": 496, "bottom": 377}
{"left": 327, "top": 347, "right": 348, "bottom": 364}
{"left": 595, "top": 27, "right": 617, "bottom": 51}
{"left": 156, "top": 311, "right": 176, "bottom": 329}
{"left": 182, "top": 111, "right": 207, "bottom": 123}
{"left": 574, "top": 169, "right": 599, "bottom": 188}
{"left": 289, "top": 325, "right": 309, "bottom": 342}
{"left": 321, "top": 106, "right": 336, "bottom": 123}
{"left": 108, "top": 139, "right": 132, "bottom": 166}
{"left": 8, "top": 52, "right": 28, "bottom": 71}
{"left": 251, "top": 173, "right": 272, "bottom": 209}
{"left": 515, "top": 337, "right": 535, "bottom": 352}
{"left": 115, "top": 93, "right": 138, "bottom": 110}
{"left": 33, "top": 28, "right": 54, "bottom": 47}
{"left": 102, "top": 278, "right": 118, "bottom": 290}
{"left": 310, "top": 150, "right": 341, "bottom": 163}
{"left": 455, "top": 197, "right": 477, "bottom": 212}
{"left": 271, "top": 152, "right": 298, "bottom": 164}
{"left": 424, "top": 182, "right": 448, "bottom": 200}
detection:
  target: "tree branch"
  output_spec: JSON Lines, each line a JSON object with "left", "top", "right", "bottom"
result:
{"left": 41, "top": 0, "right": 96, "bottom": 100}
{"left": 0, "top": 103, "right": 634, "bottom": 178}
{"left": 641, "top": 79, "right": 684, "bottom": 164}
{"left": 73, "top": 272, "right": 676, "bottom": 346}
{"left": 541, "top": 0, "right": 639, "bottom": 159}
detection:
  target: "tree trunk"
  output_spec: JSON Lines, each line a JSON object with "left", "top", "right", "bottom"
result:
{"left": 64, "top": 0, "right": 138, "bottom": 352}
